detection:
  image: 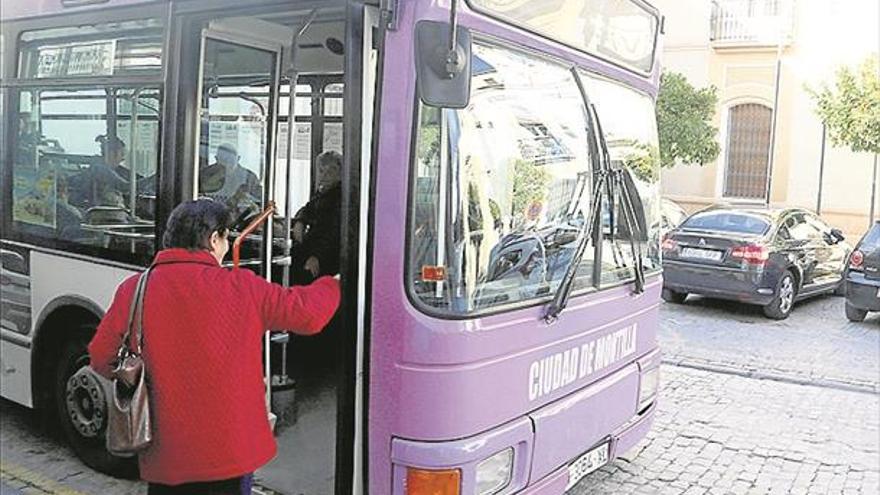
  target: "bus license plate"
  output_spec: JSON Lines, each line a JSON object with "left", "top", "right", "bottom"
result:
{"left": 681, "top": 247, "right": 722, "bottom": 262}
{"left": 565, "top": 442, "right": 609, "bottom": 491}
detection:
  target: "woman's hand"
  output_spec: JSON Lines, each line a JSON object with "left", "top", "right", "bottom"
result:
{"left": 305, "top": 256, "right": 320, "bottom": 277}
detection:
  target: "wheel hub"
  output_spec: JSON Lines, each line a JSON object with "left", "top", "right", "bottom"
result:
{"left": 65, "top": 366, "right": 106, "bottom": 438}
{"left": 779, "top": 278, "right": 794, "bottom": 313}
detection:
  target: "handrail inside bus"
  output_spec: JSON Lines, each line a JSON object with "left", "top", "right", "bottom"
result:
{"left": 282, "top": 8, "right": 320, "bottom": 286}
{"left": 232, "top": 201, "right": 276, "bottom": 269}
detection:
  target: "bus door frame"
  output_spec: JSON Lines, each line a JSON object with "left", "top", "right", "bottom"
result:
{"left": 164, "top": 2, "right": 373, "bottom": 493}
{"left": 193, "top": 20, "right": 284, "bottom": 420}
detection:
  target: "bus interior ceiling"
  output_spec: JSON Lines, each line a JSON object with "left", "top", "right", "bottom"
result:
{"left": 199, "top": 8, "right": 349, "bottom": 494}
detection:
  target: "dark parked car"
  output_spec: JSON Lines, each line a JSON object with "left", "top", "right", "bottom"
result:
{"left": 844, "top": 221, "right": 880, "bottom": 322}
{"left": 661, "top": 206, "right": 850, "bottom": 319}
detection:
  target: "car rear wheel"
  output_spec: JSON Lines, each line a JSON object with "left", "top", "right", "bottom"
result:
{"left": 661, "top": 288, "right": 688, "bottom": 304}
{"left": 55, "top": 324, "right": 138, "bottom": 478}
{"left": 845, "top": 303, "right": 868, "bottom": 322}
{"left": 763, "top": 272, "right": 796, "bottom": 320}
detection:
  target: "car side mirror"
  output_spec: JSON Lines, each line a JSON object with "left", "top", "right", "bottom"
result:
{"left": 825, "top": 228, "right": 845, "bottom": 245}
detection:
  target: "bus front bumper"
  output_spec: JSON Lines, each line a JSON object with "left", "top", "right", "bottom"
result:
{"left": 520, "top": 402, "right": 657, "bottom": 495}
{"left": 390, "top": 351, "right": 660, "bottom": 494}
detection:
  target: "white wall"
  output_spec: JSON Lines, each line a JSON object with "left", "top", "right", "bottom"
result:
{"left": 653, "top": 0, "right": 879, "bottom": 223}
{"left": 782, "top": 0, "right": 878, "bottom": 215}
{"left": 654, "top": 0, "right": 716, "bottom": 203}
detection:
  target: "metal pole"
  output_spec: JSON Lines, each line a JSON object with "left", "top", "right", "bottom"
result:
{"left": 873, "top": 12, "right": 880, "bottom": 227}
{"left": 816, "top": 124, "right": 825, "bottom": 215}
{"left": 764, "top": 41, "right": 783, "bottom": 205}
{"left": 282, "top": 9, "right": 319, "bottom": 286}
{"left": 871, "top": 154, "right": 878, "bottom": 226}
{"left": 128, "top": 90, "right": 141, "bottom": 219}
{"left": 874, "top": 15, "right": 880, "bottom": 226}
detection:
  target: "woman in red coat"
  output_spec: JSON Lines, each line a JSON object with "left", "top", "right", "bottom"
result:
{"left": 89, "top": 199, "right": 340, "bottom": 494}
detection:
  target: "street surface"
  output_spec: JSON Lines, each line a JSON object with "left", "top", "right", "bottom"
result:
{"left": 1, "top": 295, "right": 878, "bottom": 494}
{"left": 572, "top": 295, "right": 879, "bottom": 495}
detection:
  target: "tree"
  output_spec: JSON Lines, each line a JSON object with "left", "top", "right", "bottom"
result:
{"left": 511, "top": 158, "right": 550, "bottom": 224}
{"left": 656, "top": 71, "right": 721, "bottom": 168}
{"left": 623, "top": 141, "right": 660, "bottom": 183}
{"left": 807, "top": 56, "right": 880, "bottom": 154}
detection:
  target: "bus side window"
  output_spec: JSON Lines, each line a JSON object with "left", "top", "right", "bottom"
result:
{"left": 11, "top": 88, "right": 161, "bottom": 257}
{"left": 9, "top": 19, "right": 164, "bottom": 262}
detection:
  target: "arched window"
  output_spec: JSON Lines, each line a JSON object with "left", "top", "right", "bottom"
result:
{"left": 723, "top": 103, "right": 772, "bottom": 200}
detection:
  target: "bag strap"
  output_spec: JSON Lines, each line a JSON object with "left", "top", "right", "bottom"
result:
{"left": 120, "top": 267, "right": 153, "bottom": 357}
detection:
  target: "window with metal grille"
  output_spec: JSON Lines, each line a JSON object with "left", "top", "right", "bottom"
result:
{"left": 723, "top": 103, "right": 772, "bottom": 200}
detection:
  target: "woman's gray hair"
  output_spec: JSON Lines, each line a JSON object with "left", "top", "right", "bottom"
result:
{"left": 317, "top": 150, "right": 343, "bottom": 170}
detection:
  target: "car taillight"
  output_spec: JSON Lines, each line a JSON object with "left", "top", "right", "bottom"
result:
{"left": 731, "top": 244, "right": 769, "bottom": 265}
{"left": 661, "top": 236, "right": 677, "bottom": 252}
{"left": 850, "top": 250, "right": 864, "bottom": 271}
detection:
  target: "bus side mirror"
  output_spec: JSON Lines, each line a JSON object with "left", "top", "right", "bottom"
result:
{"left": 415, "top": 20, "right": 472, "bottom": 109}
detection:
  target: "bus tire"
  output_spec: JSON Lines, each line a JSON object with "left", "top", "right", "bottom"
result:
{"left": 54, "top": 324, "right": 138, "bottom": 478}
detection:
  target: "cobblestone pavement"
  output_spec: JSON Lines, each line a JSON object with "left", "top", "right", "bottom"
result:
{"left": 570, "top": 365, "right": 880, "bottom": 494}
{"left": 1, "top": 296, "right": 878, "bottom": 494}
{"left": 0, "top": 405, "right": 143, "bottom": 495}
{"left": 659, "top": 295, "right": 879, "bottom": 393}
{"left": 568, "top": 295, "right": 880, "bottom": 494}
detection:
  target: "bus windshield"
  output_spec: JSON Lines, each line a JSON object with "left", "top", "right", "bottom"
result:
{"left": 468, "top": 0, "right": 660, "bottom": 74}
{"left": 408, "top": 40, "right": 661, "bottom": 315}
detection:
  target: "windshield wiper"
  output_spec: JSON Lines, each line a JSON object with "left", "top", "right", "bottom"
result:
{"left": 543, "top": 68, "right": 605, "bottom": 323}
{"left": 592, "top": 105, "right": 646, "bottom": 295}
{"left": 543, "top": 69, "right": 646, "bottom": 324}
{"left": 543, "top": 169, "right": 608, "bottom": 324}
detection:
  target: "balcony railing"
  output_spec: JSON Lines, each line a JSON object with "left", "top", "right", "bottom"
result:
{"left": 710, "top": 0, "right": 794, "bottom": 46}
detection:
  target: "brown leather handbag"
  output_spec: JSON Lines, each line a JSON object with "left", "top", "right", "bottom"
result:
{"left": 106, "top": 267, "right": 154, "bottom": 457}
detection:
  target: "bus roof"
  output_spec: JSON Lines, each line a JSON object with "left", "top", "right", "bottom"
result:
{"left": 0, "top": 0, "right": 357, "bottom": 22}
{"left": 1, "top": 0, "right": 161, "bottom": 22}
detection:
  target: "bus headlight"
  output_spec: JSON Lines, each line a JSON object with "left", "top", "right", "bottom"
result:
{"left": 475, "top": 448, "right": 513, "bottom": 495}
{"left": 638, "top": 367, "right": 660, "bottom": 412}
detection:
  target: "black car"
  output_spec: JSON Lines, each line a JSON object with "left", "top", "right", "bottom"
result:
{"left": 844, "top": 221, "right": 880, "bottom": 322}
{"left": 661, "top": 207, "right": 850, "bottom": 319}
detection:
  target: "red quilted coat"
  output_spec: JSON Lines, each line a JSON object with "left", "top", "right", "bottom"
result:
{"left": 89, "top": 248, "right": 340, "bottom": 485}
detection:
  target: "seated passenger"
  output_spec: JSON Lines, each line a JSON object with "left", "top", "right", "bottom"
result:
{"left": 15, "top": 113, "right": 40, "bottom": 166}
{"left": 199, "top": 143, "right": 262, "bottom": 224}
{"left": 292, "top": 151, "right": 342, "bottom": 284}
{"left": 68, "top": 136, "right": 130, "bottom": 209}
{"left": 55, "top": 175, "right": 86, "bottom": 242}
{"left": 98, "top": 135, "right": 138, "bottom": 181}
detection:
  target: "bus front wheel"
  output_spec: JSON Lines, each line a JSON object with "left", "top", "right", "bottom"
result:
{"left": 54, "top": 325, "right": 138, "bottom": 478}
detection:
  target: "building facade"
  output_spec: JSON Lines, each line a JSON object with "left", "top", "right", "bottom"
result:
{"left": 655, "top": 0, "right": 879, "bottom": 236}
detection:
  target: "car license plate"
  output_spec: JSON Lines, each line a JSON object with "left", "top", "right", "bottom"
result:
{"left": 565, "top": 442, "right": 609, "bottom": 491}
{"left": 681, "top": 247, "right": 722, "bottom": 262}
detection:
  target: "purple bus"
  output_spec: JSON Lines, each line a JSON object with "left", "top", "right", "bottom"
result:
{"left": 0, "top": 0, "right": 663, "bottom": 493}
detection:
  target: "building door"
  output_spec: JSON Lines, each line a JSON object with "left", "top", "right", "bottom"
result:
{"left": 723, "top": 103, "right": 772, "bottom": 200}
